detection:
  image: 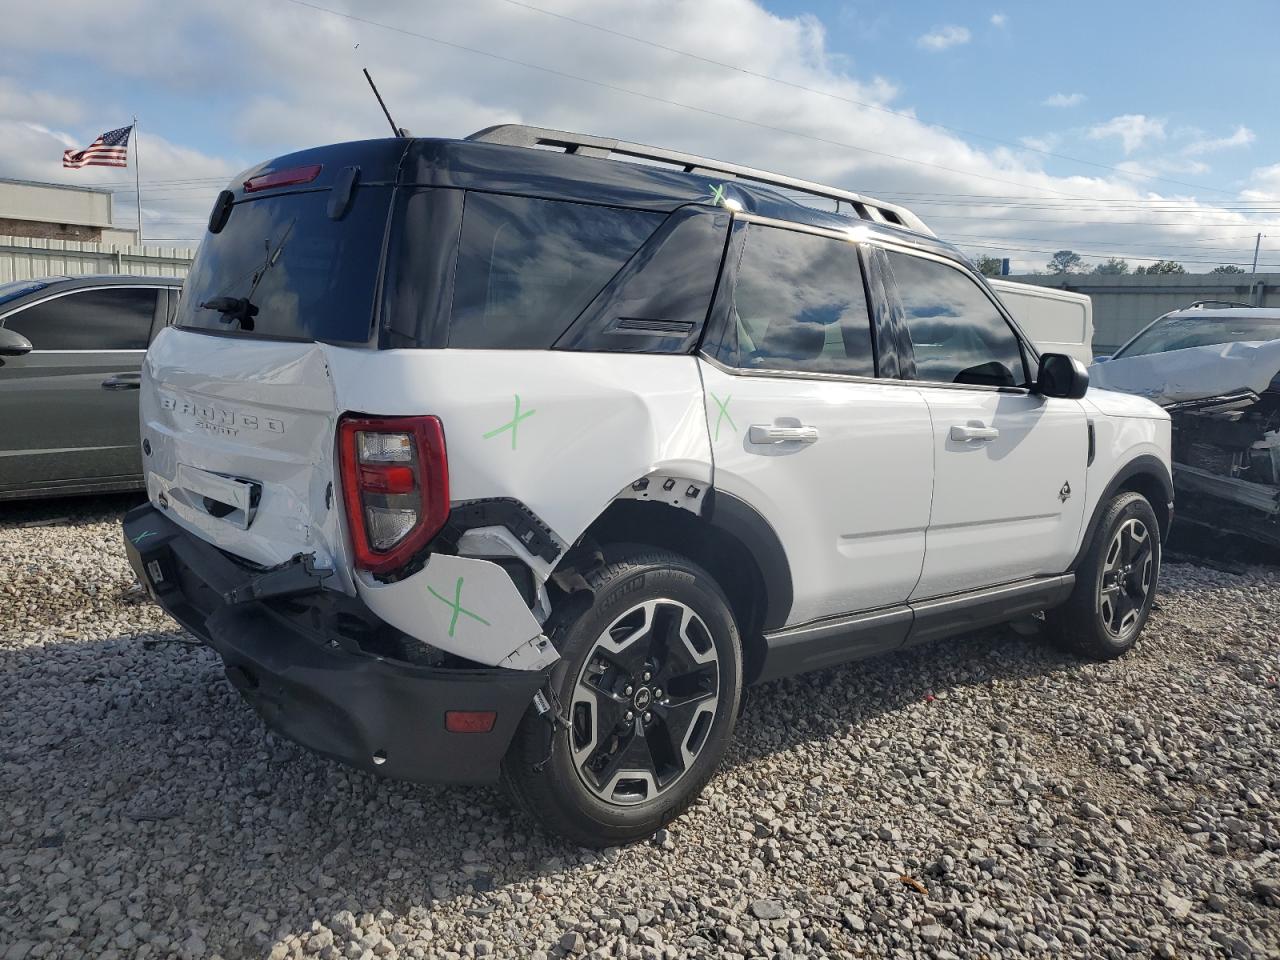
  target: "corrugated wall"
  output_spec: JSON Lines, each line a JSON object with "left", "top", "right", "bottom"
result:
{"left": 0, "top": 235, "right": 195, "bottom": 282}
{"left": 1006, "top": 273, "right": 1280, "bottom": 353}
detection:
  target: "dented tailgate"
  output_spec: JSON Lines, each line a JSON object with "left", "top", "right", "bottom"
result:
{"left": 140, "top": 327, "right": 353, "bottom": 590}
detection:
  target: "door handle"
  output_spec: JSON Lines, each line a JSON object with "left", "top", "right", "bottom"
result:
{"left": 749, "top": 424, "right": 819, "bottom": 444}
{"left": 950, "top": 423, "right": 999, "bottom": 442}
{"left": 101, "top": 374, "right": 141, "bottom": 391}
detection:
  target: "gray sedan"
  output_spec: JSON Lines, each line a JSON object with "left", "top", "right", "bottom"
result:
{"left": 0, "top": 275, "right": 183, "bottom": 500}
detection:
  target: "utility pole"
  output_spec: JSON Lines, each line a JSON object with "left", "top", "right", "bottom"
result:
{"left": 1251, "top": 232, "right": 1262, "bottom": 273}
{"left": 131, "top": 115, "right": 142, "bottom": 245}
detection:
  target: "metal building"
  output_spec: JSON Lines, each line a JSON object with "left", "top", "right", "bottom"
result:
{"left": 1006, "top": 273, "right": 1280, "bottom": 354}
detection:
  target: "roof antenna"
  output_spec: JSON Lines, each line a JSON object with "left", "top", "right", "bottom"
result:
{"left": 363, "top": 68, "right": 409, "bottom": 137}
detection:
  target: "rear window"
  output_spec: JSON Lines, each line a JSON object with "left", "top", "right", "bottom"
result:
{"left": 449, "top": 194, "right": 663, "bottom": 348}
{"left": 176, "top": 186, "right": 393, "bottom": 343}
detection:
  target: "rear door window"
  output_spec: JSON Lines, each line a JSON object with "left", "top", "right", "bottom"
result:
{"left": 727, "top": 224, "right": 875, "bottom": 377}
{"left": 3, "top": 288, "right": 157, "bottom": 350}
{"left": 884, "top": 251, "right": 1028, "bottom": 387}
{"left": 449, "top": 193, "right": 663, "bottom": 349}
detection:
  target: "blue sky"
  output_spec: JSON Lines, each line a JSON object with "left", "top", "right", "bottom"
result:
{"left": 3, "top": 0, "right": 1278, "bottom": 270}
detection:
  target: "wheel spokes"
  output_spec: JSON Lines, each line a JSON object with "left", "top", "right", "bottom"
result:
{"left": 570, "top": 598, "right": 721, "bottom": 806}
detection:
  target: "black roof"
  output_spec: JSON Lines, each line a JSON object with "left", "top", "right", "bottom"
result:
{"left": 228, "top": 127, "right": 964, "bottom": 265}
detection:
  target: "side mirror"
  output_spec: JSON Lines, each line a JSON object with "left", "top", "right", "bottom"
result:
{"left": 0, "top": 327, "right": 32, "bottom": 357}
{"left": 1036, "top": 352, "right": 1089, "bottom": 399}
{"left": 1092, "top": 354, "right": 1111, "bottom": 364}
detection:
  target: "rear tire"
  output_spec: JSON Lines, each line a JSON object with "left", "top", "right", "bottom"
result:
{"left": 501, "top": 546, "right": 743, "bottom": 847}
{"left": 1045, "top": 491, "right": 1161, "bottom": 660}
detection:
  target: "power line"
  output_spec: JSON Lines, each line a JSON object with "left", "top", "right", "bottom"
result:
{"left": 492, "top": 0, "right": 1239, "bottom": 199}
{"left": 275, "top": 0, "right": 1155, "bottom": 203}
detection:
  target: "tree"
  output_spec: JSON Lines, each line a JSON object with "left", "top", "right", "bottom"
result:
{"left": 1092, "top": 257, "right": 1130, "bottom": 275}
{"left": 973, "top": 255, "right": 1004, "bottom": 277}
{"left": 1210, "top": 264, "right": 1246, "bottom": 274}
{"left": 1134, "top": 260, "right": 1186, "bottom": 275}
{"left": 1047, "top": 250, "right": 1084, "bottom": 274}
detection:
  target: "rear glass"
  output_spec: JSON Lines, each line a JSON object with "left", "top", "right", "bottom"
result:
{"left": 449, "top": 193, "right": 663, "bottom": 348}
{"left": 176, "top": 186, "right": 392, "bottom": 343}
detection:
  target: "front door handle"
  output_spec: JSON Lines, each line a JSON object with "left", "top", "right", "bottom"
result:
{"left": 950, "top": 423, "right": 999, "bottom": 442}
{"left": 102, "top": 374, "right": 141, "bottom": 391}
{"left": 749, "top": 424, "right": 819, "bottom": 444}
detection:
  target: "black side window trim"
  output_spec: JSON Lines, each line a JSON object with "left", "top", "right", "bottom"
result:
{"left": 2, "top": 286, "right": 163, "bottom": 350}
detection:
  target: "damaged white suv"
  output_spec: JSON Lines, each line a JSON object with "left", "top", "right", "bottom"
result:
{"left": 124, "top": 125, "right": 1174, "bottom": 846}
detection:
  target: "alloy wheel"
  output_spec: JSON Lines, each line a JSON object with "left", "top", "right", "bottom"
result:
{"left": 1098, "top": 517, "right": 1154, "bottom": 639}
{"left": 569, "top": 599, "right": 720, "bottom": 806}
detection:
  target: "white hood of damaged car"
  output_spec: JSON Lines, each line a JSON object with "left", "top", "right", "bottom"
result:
{"left": 1089, "top": 338, "right": 1280, "bottom": 406}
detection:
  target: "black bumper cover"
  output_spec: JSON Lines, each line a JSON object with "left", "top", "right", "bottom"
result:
{"left": 122, "top": 504, "right": 547, "bottom": 785}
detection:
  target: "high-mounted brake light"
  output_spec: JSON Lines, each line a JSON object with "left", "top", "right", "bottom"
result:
{"left": 243, "top": 163, "right": 323, "bottom": 193}
{"left": 338, "top": 415, "right": 449, "bottom": 575}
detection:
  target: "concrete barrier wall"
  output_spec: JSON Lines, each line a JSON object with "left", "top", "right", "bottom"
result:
{"left": 0, "top": 235, "right": 195, "bottom": 283}
{"left": 1005, "top": 273, "right": 1280, "bottom": 353}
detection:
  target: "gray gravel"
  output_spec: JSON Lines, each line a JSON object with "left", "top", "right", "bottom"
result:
{"left": 2, "top": 496, "right": 1278, "bottom": 960}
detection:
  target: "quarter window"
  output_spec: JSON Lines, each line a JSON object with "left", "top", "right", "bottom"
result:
{"left": 884, "top": 252, "right": 1027, "bottom": 387}
{"left": 729, "top": 225, "right": 874, "bottom": 377}
{"left": 3, "top": 288, "right": 157, "bottom": 350}
{"left": 450, "top": 193, "right": 664, "bottom": 349}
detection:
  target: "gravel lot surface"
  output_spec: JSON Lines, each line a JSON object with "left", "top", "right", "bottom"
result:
{"left": 1, "top": 496, "right": 1278, "bottom": 960}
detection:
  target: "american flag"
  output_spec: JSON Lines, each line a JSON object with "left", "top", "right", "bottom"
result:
{"left": 62, "top": 125, "right": 133, "bottom": 169}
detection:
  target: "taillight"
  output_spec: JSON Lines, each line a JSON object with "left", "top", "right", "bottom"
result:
{"left": 338, "top": 415, "right": 449, "bottom": 575}
{"left": 243, "top": 163, "right": 323, "bottom": 193}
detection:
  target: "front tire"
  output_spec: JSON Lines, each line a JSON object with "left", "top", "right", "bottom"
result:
{"left": 502, "top": 547, "right": 743, "bottom": 847}
{"left": 1046, "top": 491, "right": 1161, "bottom": 660}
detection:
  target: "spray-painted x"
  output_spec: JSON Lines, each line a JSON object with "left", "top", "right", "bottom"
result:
{"left": 427, "top": 576, "right": 491, "bottom": 638}
{"left": 482, "top": 393, "right": 536, "bottom": 450}
{"left": 710, "top": 392, "right": 736, "bottom": 442}
{"left": 709, "top": 183, "right": 727, "bottom": 206}
{"left": 130, "top": 530, "right": 156, "bottom": 546}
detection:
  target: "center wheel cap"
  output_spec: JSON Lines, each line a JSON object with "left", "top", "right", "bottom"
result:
{"left": 632, "top": 687, "right": 653, "bottom": 711}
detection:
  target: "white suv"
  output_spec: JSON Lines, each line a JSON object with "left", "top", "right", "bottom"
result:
{"left": 123, "top": 125, "right": 1173, "bottom": 846}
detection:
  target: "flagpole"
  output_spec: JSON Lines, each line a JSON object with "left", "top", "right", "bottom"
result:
{"left": 132, "top": 116, "right": 143, "bottom": 245}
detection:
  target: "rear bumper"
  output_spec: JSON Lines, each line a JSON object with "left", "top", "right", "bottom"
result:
{"left": 122, "top": 504, "right": 548, "bottom": 784}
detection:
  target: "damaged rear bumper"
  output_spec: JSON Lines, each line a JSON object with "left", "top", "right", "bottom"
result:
{"left": 122, "top": 504, "right": 549, "bottom": 784}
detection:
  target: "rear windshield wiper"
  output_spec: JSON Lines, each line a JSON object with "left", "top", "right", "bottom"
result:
{"left": 199, "top": 296, "right": 260, "bottom": 328}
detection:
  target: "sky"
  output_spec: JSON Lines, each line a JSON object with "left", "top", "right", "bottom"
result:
{"left": 3, "top": 0, "right": 1279, "bottom": 272}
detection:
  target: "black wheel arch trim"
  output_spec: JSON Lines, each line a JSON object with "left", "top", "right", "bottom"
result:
{"left": 704, "top": 488, "right": 794, "bottom": 632}
{"left": 1070, "top": 455, "right": 1173, "bottom": 572}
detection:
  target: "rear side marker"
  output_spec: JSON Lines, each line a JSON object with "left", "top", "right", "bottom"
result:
{"left": 445, "top": 711, "right": 497, "bottom": 734}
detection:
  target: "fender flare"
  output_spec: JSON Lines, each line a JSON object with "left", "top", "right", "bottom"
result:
{"left": 705, "top": 489, "right": 794, "bottom": 631}
{"left": 1070, "top": 455, "right": 1174, "bottom": 571}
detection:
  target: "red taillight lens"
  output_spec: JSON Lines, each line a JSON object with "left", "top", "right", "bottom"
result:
{"left": 445, "top": 711, "right": 497, "bottom": 733}
{"left": 243, "top": 163, "right": 323, "bottom": 193}
{"left": 338, "top": 415, "right": 449, "bottom": 575}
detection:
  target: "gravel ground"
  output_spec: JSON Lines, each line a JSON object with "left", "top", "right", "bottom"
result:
{"left": 1, "top": 496, "right": 1278, "bottom": 960}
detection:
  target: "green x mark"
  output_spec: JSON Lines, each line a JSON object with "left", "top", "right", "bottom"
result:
{"left": 131, "top": 530, "right": 156, "bottom": 546}
{"left": 482, "top": 393, "right": 536, "bottom": 450}
{"left": 427, "top": 576, "right": 491, "bottom": 638}
{"left": 710, "top": 392, "right": 737, "bottom": 442}
{"left": 709, "top": 183, "right": 727, "bottom": 206}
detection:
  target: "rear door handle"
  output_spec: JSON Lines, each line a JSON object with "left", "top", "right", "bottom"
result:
{"left": 102, "top": 374, "right": 141, "bottom": 391}
{"left": 950, "top": 423, "right": 999, "bottom": 442}
{"left": 749, "top": 424, "right": 820, "bottom": 444}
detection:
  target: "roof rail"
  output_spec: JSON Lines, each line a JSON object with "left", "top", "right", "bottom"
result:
{"left": 1187, "top": 299, "right": 1256, "bottom": 310}
{"left": 465, "top": 124, "right": 934, "bottom": 237}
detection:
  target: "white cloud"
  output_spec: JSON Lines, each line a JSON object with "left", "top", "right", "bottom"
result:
{"left": 917, "top": 25, "right": 971, "bottom": 51}
{"left": 1182, "top": 125, "right": 1255, "bottom": 156}
{"left": 989, "top": 13, "right": 1007, "bottom": 27}
{"left": 1240, "top": 163, "right": 1280, "bottom": 202}
{"left": 1087, "top": 114, "right": 1166, "bottom": 154}
{"left": 0, "top": 0, "right": 1272, "bottom": 270}
{"left": 1042, "top": 92, "right": 1085, "bottom": 108}
{"left": 1019, "top": 133, "right": 1060, "bottom": 152}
